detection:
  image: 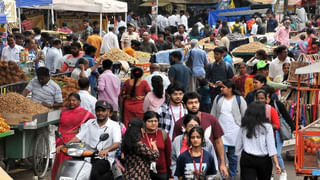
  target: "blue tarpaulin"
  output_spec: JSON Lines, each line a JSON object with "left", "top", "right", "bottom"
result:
{"left": 16, "top": 0, "right": 52, "bottom": 8}
{"left": 208, "top": 7, "right": 249, "bottom": 27}
{"left": 155, "top": 48, "right": 185, "bottom": 64}
{"left": 0, "top": 13, "right": 6, "bottom": 24}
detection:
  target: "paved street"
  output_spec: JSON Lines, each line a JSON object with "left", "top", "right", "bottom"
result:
{"left": 10, "top": 152, "right": 305, "bottom": 180}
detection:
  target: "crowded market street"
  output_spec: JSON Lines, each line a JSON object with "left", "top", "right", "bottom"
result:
{"left": 0, "top": 0, "right": 320, "bottom": 180}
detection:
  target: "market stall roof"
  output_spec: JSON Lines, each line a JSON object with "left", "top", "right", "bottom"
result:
{"left": 250, "top": 0, "right": 301, "bottom": 6}
{"left": 295, "top": 62, "right": 320, "bottom": 74}
{"left": 16, "top": 0, "right": 52, "bottom": 8}
{"left": 218, "top": 8, "right": 269, "bottom": 17}
{"left": 21, "top": 0, "right": 127, "bottom": 13}
{"left": 0, "top": 13, "right": 6, "bottom": 24}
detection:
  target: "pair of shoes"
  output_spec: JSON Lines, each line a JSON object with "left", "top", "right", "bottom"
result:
{"left": 279, "top": 171, "right": 287, "bottom": 180}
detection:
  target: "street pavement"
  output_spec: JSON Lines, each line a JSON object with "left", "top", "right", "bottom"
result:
{"left": 10, "top": 157, "right": 304, "bottom": 180}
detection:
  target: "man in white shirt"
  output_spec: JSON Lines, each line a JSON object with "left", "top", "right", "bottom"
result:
{"left": 168, "top": 10, "right": 178, "bottom": 27}
{"left": 144, "top": 63, "right": 170, "bottom": 91}
{"left": 1, "top": 34, "right": 23, "bottom": 63}
{"left": 66, "top": 100, "right": 121, "bottom": 179}
{"left": 121, "top": 23, "right": 140, "bottom": 49}
{"left": 158, "top": 12, "right": 169, "bottom": 33}
{"left": 71, "top": 57, "right": 101, "bottom": 80}
{"left": 180, "top": 10, "right": 188, "bottom": 31}
{"left": 45, "top": 39, "right": 63, "bottom": 74}
{"left": 269, "top": 46, "right": 293, "bottom": 81}
{"left": 78, "top": 77, "right": 97, "bottom": 115}
{"left": 100, "top": 27, "right": 119, "bottom": 54}
{"left": 116, "top": 15, "right": 127, "bottom": 34}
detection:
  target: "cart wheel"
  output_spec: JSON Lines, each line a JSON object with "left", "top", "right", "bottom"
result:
{"left": 32, "top": 132, "right": 50, "bottom": 178}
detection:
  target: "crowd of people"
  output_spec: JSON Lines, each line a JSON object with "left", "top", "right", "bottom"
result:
{"left": 2, "top": 6, "right": 317, "bottom": 180}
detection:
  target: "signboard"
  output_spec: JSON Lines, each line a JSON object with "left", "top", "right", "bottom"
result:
{"left": 3, "top": 0, "right": 16, "bottom": 23}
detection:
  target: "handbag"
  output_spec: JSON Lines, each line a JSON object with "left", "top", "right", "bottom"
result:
{"left": 274, "top": 101, "right": 292, "bottom": 140}
{"left": 186, "top": 50, "right": 193, "bottom": 71}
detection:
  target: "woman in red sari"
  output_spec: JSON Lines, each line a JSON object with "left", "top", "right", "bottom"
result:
{"left": 232, "top": 63, "right": 248, "bottom": 96}
{"left": 121, "top": 67, "right": 151, "bottom": 127}
{"left": 51, "top": 93, "right": 95, "bottom": 180}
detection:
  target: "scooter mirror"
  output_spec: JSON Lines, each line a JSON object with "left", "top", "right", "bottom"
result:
{"left": 55, "top": 131, "right": 62, "bottom": 138}
{"left": 99, "top": 133, "right": 109, "bottom": 141}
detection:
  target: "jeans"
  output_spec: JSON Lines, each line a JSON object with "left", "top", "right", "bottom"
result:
{"left": 224, "top": 145, "right": 238, "bottom": 177}
{"left": 275, "top": 130, "right": 285, "bottom": 169}
{"left": 240, "top": 151, "right": 273, "bottom": 180}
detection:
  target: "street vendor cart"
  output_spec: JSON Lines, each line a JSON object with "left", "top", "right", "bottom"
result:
{"left": 294, "top": 62, "right": 320, "bottom": 177}
{"left": 0, "top": 81, "right": 61, "bottom": 178}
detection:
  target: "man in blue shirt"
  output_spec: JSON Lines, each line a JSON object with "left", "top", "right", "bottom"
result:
{"left": 221, "top": 46, "right": 233, "bottom": 67}
{"left": 267, "top": 13, "right": 278, "bottom": 33}
{"left": 168, "top": 51, "right": 191, "bottom": 92}
{"left": 185, "top": 39, "right": 209, "bottom": 92}
{"left": 83, "top": 45, "right": 99, "bottom": 97}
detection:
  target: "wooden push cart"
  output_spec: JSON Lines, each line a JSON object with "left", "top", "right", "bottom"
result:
{"left": 0, "top": 81, "right": 61, "bottom": 178}
{"left": 294, "top": 62, "right": 320, "bottom": 177}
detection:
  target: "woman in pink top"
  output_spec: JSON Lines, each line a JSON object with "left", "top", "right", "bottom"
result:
{"left": 143, "top": 75, "right": 166, "bottom": 112}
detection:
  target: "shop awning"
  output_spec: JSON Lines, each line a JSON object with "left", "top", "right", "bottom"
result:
{"left": 250, "top": 0, "right": 300, "bottom": 6}
{"left": 140, "top": 2, "right": 170, "bottom": 7}
{"left": 295, "top": 62, "right": 320, "bottom": 74}
{"left": 16, "top": 0, "right": 52, "bottom": 8}
{"left": 0, "top": 13, "right": 6, "bottom": 24}
{"left": 22, "top": 0, "right": 128, "bottom": 13}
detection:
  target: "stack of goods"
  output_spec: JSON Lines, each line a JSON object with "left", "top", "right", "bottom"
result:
{"left": 203, "top": 43, "right": 217, "bottom": 51}
{"left": 0, "top": 61, "right": 27, "bottom": 86}
{"left": 227, "top": 33, "right": 247, "bottom": 41}
{"left": 232, "top": 42, "right": 270, "bottom": 53}
{"left": 52, "top": 76, "right": 79, "bottom": 106}
{"left": 199, "top": 37, "right": 210, "bottom": 45}
{"left": 135, "top": 51, "right": 151, "bottom": 63}
{"left": 291, "top": 32, "right": 307, "bottom": 41}
{"left": 0, "top": 114, "right": 10, "bottom": 133}
{"left": 0, "top": 92, "right": 50, "bottom": 114}
{"left": 207, "top": 51, "right": 215, "bottom": 62}
{"left": 99, "top": 48, "right": 137, "bottom": 64}
{"left": 304, "top": 137, "right": 320, "bottom": 154}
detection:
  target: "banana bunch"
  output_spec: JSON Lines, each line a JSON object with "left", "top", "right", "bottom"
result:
{"left": 310, "top": 137, "right": 320, "bottom": 143}
{"left": 0, "top": 115, "right": 10, "bottom": 133}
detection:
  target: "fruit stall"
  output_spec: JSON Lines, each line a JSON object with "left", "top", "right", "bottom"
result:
{"left": 294, "top": 62, "right": 320, "bottom": 177}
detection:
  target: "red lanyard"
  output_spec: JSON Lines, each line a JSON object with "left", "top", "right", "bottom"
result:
{"left": 169, "top": 104, "right": 182, "bottom": 122}
{"left": 189, "top": 149, "right": 203, "bottom": 179}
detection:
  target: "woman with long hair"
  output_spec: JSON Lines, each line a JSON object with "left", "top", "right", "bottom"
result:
{"left": 171, "top": 114, "right": 217, "bottom": 179}
{"left": 211, "top": 80, "right": 247, "bottom": 179}
{"left": 52, "top": 93, "right": 95, "bottom": 180}
{"left": 235, "top": 102, "right": 281, "bottom": 180}
{"left": 121, "top": 67, "right": 151, "bottom": 127}
{"left": 143, "top": 75, "right": 166, "bottom": 112}
{"left": 175, "top": 127, "right": 217, "bottom": 179}
{"left": 122, "top": 118, "right": 159, "bottom": 180}
{"left": 141, "top": 111, "right": 173, "bottom": 180}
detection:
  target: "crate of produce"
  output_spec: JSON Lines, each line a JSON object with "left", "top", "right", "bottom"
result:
{"left": 295, "top": 119, "right": 320, "bottom": 176}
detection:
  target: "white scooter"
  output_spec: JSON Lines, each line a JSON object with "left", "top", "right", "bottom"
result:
{"left": 54, "top": 131, "right": 109, "bottom": 180}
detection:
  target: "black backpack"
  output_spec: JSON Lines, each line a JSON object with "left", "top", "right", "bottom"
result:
{"left": 232, "top": 24, "right": 241, "bottom": 33}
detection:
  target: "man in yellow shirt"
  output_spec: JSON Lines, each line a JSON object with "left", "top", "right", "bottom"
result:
{"left": 87, "top": 29, "right": 102, "bottom": 58}
{"left": 231, "top": 19, "right": 244, "bottom": 34}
